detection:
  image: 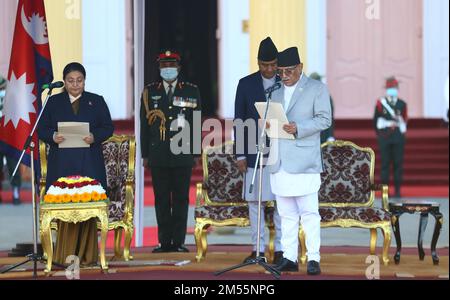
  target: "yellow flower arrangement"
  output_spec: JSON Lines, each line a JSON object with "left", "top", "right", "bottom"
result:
{"left": 43, "top": 176, "right": 108, "bottom": 204}
{"left": 44, "top": 194, "right": 55, "bottom": 204}
{"left": 81, "top": 193, "right": 92, "bottom": 203}
{"left": 44, "top": 177, "right": 108, "bottom": 204}
{"left": 44, "top": 192, "right": 108, "bottom": 204}
{"left": 55, "top": 195, "right": 64, "bottom": 204}
{"left": 62, "top": 194, "right": 72, "bottom": 204}
{"left": 72, "top": 194, "right": 81, "bottom": 203}
{"left": 92, "top": 191, "right": 101, "bottom": 201}
{"left": 58, "top": 176, "right": 95, "bottom": 184}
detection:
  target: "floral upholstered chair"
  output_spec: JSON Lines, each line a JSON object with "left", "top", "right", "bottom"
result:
{"left": 194, "top": 141, "right": 276, "bottom": 262}
{"left": 299, "top": 140, "right": 392, "bottom": 265}
{"left": 102, "top": 135, "right": 136, "bottom": 261}
{"left": 39, "top": 135, "right": 136, "bottom": 261}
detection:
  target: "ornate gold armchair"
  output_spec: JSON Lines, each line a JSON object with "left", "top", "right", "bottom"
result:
{"left": 194, "top": 142, "right": 276, "bottom": 262}
{"left": 39, "top": 135, "right": 136, "bottom": 261}
{"left": 101, "top": 135, "right": 136, "bottom": 261}
{"left": 299, "top": 140, "right": 392, "bottom": 265}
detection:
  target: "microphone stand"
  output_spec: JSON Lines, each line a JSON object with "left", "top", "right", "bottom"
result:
{"left": 1, "top": 86, "right": 65, "bottom": 278}
{"left": 214, "top": 89, "right": 281, "bottom": 280}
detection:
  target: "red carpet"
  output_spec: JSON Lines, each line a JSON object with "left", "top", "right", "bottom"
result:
{"left": 135, "top": 118, "right": 449, "bottom": 186}
{"left": 105, "top": 227, "right": 158, "bottom": 248}
{"left": 1, "top": 185, "right": 449, "bottom": 206}
{"left": 104, "top": 226, "right": 196, "bottom": 249}
{"left": 2, "top": 184, "right": 448, "bottom": 206}
{"left": 1, "top": 246, "right": 447, "bottom": 281}
{"left": 334, "top": 119, "right": 449, "bottom": 186}
{"left": 1, "top": 119, "right": 447, "bottom": 203}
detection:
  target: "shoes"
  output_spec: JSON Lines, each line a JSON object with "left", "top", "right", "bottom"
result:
{"left": 152, "top": 245, "right": 172, "bottom": 253}
{"left": 12, "top": 187, "right": 20, "bottom": 205}
{"left": 242, "top": 251, "right": 265, "bottom": 263}
{"left": 13, "top": 197, "right": 21, "bottom": 205}
{"left": 273, "top": 251, "right": 284, "bottom": 265}
{"left": 307, "top": 260, "right": 321, "bottom": 275}
{"left": 273, "top": 257, "right": 298, "bottom": 272}
{"left": 172, "top": 245, "right": 189, "bottom": 253}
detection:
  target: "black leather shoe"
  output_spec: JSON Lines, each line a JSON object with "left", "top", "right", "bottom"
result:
{"left": 273, "top": 258, "right": 298, "bottom": 272}
{"left": 172, "top": 245, "right": 189, "bottom": 253}
{"left": 307, "top": 260, "right": 321, "bottom": 275}
{"left": 152, "top": 245, "right": 172, "bottom": 253}
{"left": 243, "top": 251, "right": 265, "bottom": 263}
{"left": 272, "top": 251, "right": 284, "bottom": 265}
{"left": 13, "top": 197, "right": 21, "bottom": 205}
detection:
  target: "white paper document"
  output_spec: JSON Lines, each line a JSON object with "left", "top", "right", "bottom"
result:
{"left": 254, "top": 102, "right": 295, "bottom": 140}
{"left": 58, "top": 122, "right": 90, "bottom": 148}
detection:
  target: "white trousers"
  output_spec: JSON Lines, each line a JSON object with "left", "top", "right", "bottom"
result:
{"left": 276, "top": 192, "right": 321, "bottom": 263}
{"left": 248, "top": 201, "right": 282, "bottom": 253}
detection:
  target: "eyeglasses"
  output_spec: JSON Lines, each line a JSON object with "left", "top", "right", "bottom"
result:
{"left": 66, "top": 78, "right": 85, "bottom": 86}
{"left": 277, "top": 66, "right": 298, "bottom": 76}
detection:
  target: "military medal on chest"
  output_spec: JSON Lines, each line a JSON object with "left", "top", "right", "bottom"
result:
{"left": 152, "top": 96, "right": 161, "bottom": 109}
{"left": 173, "top": 96, "right": 198, "bottom": 109}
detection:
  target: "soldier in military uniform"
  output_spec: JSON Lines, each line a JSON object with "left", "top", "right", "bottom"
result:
{"left": 373, "top": 77, "right": 408, "bottom": 198}
{"left": 140, "top": 50, "right": 201, "bottom": 253}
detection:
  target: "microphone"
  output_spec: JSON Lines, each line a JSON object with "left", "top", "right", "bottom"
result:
{"left": 264, "top": 82, "right": 281, "bottom": 95}
{"left": 42, "top": 81, "right": 64, "bottom": 90}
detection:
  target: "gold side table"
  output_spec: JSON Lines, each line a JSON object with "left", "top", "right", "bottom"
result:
{"left": 40, "top": 201, "right": 109, "bottom": 274}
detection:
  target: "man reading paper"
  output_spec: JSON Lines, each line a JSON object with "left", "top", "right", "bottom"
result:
{"left": 267, "top": 47, "right": 331, "bottom": 275}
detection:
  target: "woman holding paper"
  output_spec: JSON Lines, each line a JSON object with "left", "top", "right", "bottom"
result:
{"left": 38, "top": 62, "right": 114, "bottom": 266}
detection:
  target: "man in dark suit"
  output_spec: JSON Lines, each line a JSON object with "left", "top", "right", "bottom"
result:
{"left": 373, "top": 76, "right": 407, "bottom": 198}
{"left": 141, "top": 50, "right": 202, "bottom": 253}
{"left": 234, "top": 37, "right": 283, "bottom": 264}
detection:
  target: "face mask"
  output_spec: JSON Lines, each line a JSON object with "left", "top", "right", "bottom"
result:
{"left": 386, "top": 88, "right": 398, "bottom": 98}
{"left": 160, "top": 68, "right": 179, "bottom": 81}
{"left": 0, "top": 90, "right": 5, "bottom": 98}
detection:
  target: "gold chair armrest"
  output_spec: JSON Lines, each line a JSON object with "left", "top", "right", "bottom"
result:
{"left": 196, "top": 183, "right": 204, "bottom": 207}
{"left": 371, "top": 184, "right": 389, "bottom": 211}
{"left": 125, "top": 175, "right": 135, "bottom": 186}
{"left": 39, "top": 179, "right": 46, "bottom": 199}
{"left": 124, "top": 179, "right": 135, "bottom": 224}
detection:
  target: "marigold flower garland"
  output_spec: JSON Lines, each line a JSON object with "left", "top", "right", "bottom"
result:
{"left": 44, "top": 176, "right": 107, "bottom": 204}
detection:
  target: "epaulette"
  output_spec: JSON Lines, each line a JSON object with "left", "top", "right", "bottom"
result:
{"left": 183, "top": 82, "right": 198, "bottom": 88}
{"left": 147, "top": 82, "right": 163, "bottom": 90}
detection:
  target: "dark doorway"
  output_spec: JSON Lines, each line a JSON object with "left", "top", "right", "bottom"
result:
{"left": 145, "top": 0, "right": 218, "bottom": 117}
